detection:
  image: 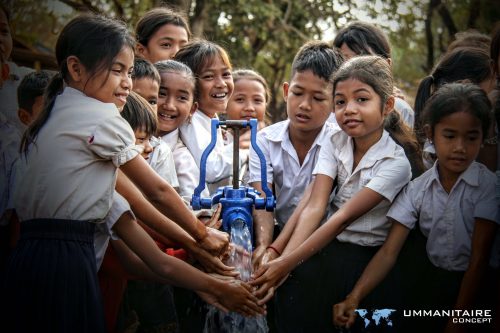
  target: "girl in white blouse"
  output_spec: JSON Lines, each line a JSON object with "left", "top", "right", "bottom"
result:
{"left": 1, "top": 15, "right": 261, "bottom": 333}
{"left": 251, "top": 56, "right": 412, "bottom": 332}
{"left": 334, "top": 83, "right": 498, "bottom": 333}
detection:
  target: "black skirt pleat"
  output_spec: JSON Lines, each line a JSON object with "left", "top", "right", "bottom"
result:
{"left": 0, "top": 219, "right": 106, "bottom": 333}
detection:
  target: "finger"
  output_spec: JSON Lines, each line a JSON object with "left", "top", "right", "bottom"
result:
{"left": 253, "top": 282, "right": 272, "bottom": 299}
{"left": 212, "top": 203, "right": 222, "bottom": 221}
{"left": 250, "top": 265, "right": 267, "bottom": 282}
{"left": 244, "top": 300, "right": 265, "bottom": 316}
{"left": 258, "top": 287, "right": 274, "bottom": 305}
{"left": 212, "top": 218, "right": 222, "bottom": 229}
{"left": 212, "top": 301, "right": 229, "bottom": 314}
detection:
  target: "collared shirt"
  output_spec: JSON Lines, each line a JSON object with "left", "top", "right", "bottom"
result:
{"left": 13, "top": 87, "right": 141, "bottom": 222}
{"left": 249, "top": 120, "right": 340, "bottom": 227}
{"left": 388, "top": 161, "right": 499, "bottom": 271}
{"left": 0, "top": 113, "right": 21, "bottom": 224}
{"left": 0, "top": 62, "right": 34, "bottom": 134}
{"left": 314, "top": 130, "right": 411, "bottom": 246}
{"left": 162, "top": 129, "right": 209, "bottom": 199}
{"left": 394, "top": 97, "right": 415, "bottom": 129}
{"left": 149, "top": 138, "right": 179, "bottom": 189}
{"left": 179, "top": 110, "right": 234, "bottom": 184}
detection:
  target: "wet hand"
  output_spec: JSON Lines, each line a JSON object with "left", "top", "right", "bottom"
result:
{"left": 252, "top": 246, "right": 278, "bottom": 272}
{"left": 333, "top": 298, "right": 358, "bottom": 328}
{"left": 219, "top": 280, "right": 266, "bottom": 317}
{"left": 249, "top": 258, "right": 289, "bottom": 301}
{"left": 191, "top": 246, "right": 239, "bottom": 277}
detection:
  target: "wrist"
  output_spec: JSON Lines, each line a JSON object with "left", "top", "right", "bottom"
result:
{"left": 266, "top": 245, "right": 281, "bottom": 256}
{"left": 193, "top": 219, "right": 208, "bottom": 243}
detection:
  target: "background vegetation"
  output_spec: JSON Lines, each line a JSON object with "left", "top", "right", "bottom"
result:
{"left": 8, "top": 0, "right": 500, "bottom": 123}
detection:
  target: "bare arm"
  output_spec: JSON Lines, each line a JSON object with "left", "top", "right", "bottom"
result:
{"left": 120, "top": 156, "right": 228, "bottom": 256}
{"left": 333, "top": 221, "right": 410, "bottom": 328}
{"left": 250, "top": 181, "right": 275, "bottom": 270}
{"left": 251, "top": 186, "right": 385, "bottom": 299}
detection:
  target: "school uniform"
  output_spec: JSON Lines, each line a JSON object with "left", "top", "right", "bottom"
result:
{"left": 248, "top": 120, "right": 340, "bottom": 333}
{"left": 162, "top": 128, "right": 210, "bottom": 200}
{"left": 314, "top": 130, "right": 411, "bottom": 332}
{"left": 248, "top": 119, "right": 341, "bottom": 228}
{"left": 0, "top": 113, "right": 20, "bottom": 224}
{"left": 179, "top": 110, "right": 235, "bottom": 190}
{"left": 1, "top": 87, "right": 141, "bottom": 333}
{"left": 148, "top": 137, "right": 179, "bottom": 189}
{"left": 394, "top": 97, "right": 415, "bottom": 129}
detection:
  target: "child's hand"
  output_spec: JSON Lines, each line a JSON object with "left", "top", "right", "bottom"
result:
{"left": 251, "top": 245, "right": 279, "bottom": 272}
{"left": 249, "top": 258, "right": 289, "bottom": 303}
{"left": 190, "top": 245, "right": 240, "bottom": 277}
{"left": 214, "top": 280, "right": 266, "bottom": 317}
{"left": 333, "top": 296, "right": 359, "bottom": 328}
{"left": 199, "top": 227, "right": 230, "bottom": 256}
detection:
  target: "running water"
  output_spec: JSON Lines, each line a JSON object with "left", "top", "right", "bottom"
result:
{"left": 203, "top": 219, "right": 268, "bottom": 333}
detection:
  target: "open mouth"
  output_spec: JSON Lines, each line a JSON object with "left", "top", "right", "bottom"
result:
{"left": 296, "top": 113, "right": 311, "bottom": 121}
{"left": 158, "top": 112, "right": 178, "bottom": 121}
{"left": 115, "top": 93, "right": 129, "bottom": 104}
{"left": 211, "top": 92, "right": 228, "bottom": 99}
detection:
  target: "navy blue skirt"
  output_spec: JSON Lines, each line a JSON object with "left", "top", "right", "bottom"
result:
{"left": 0, "top": 219, "right": 106, "bottom": 333}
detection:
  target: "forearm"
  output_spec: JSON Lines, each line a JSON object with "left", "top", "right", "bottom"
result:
{"left": 116, "top": 169, "right": 207, "bottom": 242}
{"left": 253, "top": 209, "right": 274, "bottom": 248}
{"left": 282, "top": 205, "right": 326, "bottom": 256}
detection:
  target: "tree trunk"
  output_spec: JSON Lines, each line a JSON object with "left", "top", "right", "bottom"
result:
{"left": 190, "top": 0, "right": 210, "bottom": 38}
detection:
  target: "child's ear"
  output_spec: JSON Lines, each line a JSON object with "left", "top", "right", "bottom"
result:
{"left": 383, "top": 95, "right": 395, "bottom": 116}
{"left": 136, "top": 43, "right": 147, "bottom": 59}
{"left": 17, "top": 108, "right": 32, "bottom": 126}
{"left": 190, "top": 101, "right": 198, "bottom": 115}
{"left": 66, "top": 56, "right": 84, "bottom": 82}
{"left": 423, "top": 124, "right": 433, "bottom": 141}
{"left": 282, "top": 82, "right": 289, "bottom": 102}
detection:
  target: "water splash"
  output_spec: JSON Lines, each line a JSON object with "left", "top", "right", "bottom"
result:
{"left": 203, "top": 219, "right": 268, "bottom": 333}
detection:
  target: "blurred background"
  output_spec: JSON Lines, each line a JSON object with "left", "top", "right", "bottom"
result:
{"left": 7, "top": 0, "right": 500, "bottom": 123}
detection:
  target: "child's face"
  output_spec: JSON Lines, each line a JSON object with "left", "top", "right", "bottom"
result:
{"left": 431, "top": 111, "right": 482, "bottom": 177}
{"left": 197, "top": 56, "right": 234, "bottom": 117}
{"left": 157, "top": 71, "right": 196, "bottom": 135}
{"left": 138, "top": 24, "right": 188, "bottom": 63}
{"left": 334, "top": 78, "right": 392, "bottom": 143}
{"left": 284, "top": 70, "right": 333, "bottom": 133}
{"left": 339, "top": 43, "right": 357, "bottom": 60}
{"left": 79, "top": 46, "right": 134, "bottom": 109}
{"left": 133, "top": 78, "right": 159, "bottom": 112}
{"left": 0, "top": 9, "right": 12, "bottom": 61}
{"left": 134, "top": 128, "right": 154, "bottom": 160}
{"left": 226, "top": 78, "right": 266, "bottom": 122}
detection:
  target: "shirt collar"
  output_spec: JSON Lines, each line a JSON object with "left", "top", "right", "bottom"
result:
{"left": 162, "top": 129, "right": 179, "bottom": 150}
{"left": 429, "top": 161, "right": 480, "bottom": 188}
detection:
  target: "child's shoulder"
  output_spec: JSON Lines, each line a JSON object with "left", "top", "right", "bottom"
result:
{"left": 58, "top": 87, "right": 119, "bottom": 118}
{"left": 257, "top": 119, "right": 290, "bottom": 141}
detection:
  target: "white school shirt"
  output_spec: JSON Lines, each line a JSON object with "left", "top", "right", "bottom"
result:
{"left": 314, "top": 130, "right": 412, "bottom": 246}
{"left": 148, "top": 138, "right": 179, "bottom": 189}
{"left": 0, "top": 62, "right": 34, "bottom": 134}
{"left": 179, "top": 110, "right": 234, "bottom": 184}
{"left": 13, "top": 87, "right": 142, "bottom": 222}
{"left": 394, "top": 97, "right": 415, "bottom": 129}
{"left": 94, "top": 191, "right": 134, "bottom": 270}
{"left": 248, "top": 120, "right": 340, "bottom": 227}
{"left": 162, "top": 129, "right": 209, "bottom": 199}
{"left": 387, "top": 161, "right": 499, "bottom": 271}
{"left": 0, "top": 113, "right": 21, "bottom": 224}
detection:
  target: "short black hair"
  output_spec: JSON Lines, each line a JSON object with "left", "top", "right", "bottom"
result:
{"left": 17, "top": 71, "right": 51, "bottom": 113}
{"left": 291, "top": 40, "right": 344, "bottom": 82}
{"left": 132, "top": 58, "right": 160, "bottom": 84}
{"left": 333, "top": 21, "right": 391, "bottom": 59}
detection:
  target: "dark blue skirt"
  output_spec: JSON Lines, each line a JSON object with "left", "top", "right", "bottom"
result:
{"left": 0, "top": 219, "right": 106, "bottom": 333}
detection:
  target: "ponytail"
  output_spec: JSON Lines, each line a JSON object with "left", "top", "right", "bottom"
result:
{"left": 414, "top": 75, "right": 434, "bottom": 140}
{"left": 21, "top": 72, "right": 64, "bottom": 153}
{"left": 385, "top": 111, "right": 425, "bottom": 179}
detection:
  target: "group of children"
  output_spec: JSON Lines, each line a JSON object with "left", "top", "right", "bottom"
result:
{"left": 0, "top": 3, "right": 499, "bottom": 333}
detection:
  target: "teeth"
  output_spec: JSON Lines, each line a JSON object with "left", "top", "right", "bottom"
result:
{"left": 159, "top": 113, "right": 176, "bottom": 119}
{"left": 211, "top": 93, "right": 227, "bottom": 98}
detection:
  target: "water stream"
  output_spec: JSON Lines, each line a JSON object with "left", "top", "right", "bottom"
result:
{"left": 203, "top": 219, "right": 268, "bottom": 333}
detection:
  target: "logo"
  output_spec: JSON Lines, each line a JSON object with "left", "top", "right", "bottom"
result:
{"left": 355, "top": 309, "right": 396, "bottom": 328}
{"left": 403, "top": 309, "right": 492, "bottom": 324}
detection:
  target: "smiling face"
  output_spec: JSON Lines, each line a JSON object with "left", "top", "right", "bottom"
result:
{"left": 197, "top": 56, "right": 234, "bottom": 118}
{"left": 284, "top": 69, "right": 333, "bottom": 134}
{"left": 430, "top": 111, "right": 482, "bottom": 180}
{"left": 138, "top": 24, "right": 188, "bottom": 63}
{"left": 78, "top": 46, "right": 134, "bottom": 109}
{"left": 157, "top": 70, "right": 196, "bottom": 136}
{"left": 226, "top": 78, "right": 266, "bottom": 122}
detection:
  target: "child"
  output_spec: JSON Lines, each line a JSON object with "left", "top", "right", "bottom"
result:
{"left": 333, "top": 21, "right": 415, "bottom": 129}
{"left": 0, "top": 4, "right": 34, "bottom": 133}
{"left": 154, "top": 59, "right": 210, "bottom": 200}
{"left": 225, "top": 69, "right": 270, "bottom": 186}
{"left": 16, "top": 70, "right": 51, "bottom": 125}
{"left": 414, "top": 47, "right": 496, "bottom": 170}
{"left": 333, "top": 83, "right": 498, "bottom": 333}
{"left": 174, "top": 40, "right": 236, "bottom": 193}
{"left": 251, "top": 56, "right": 412, "bottom": 332}
{"left": 135, "top": 7, "right": 190, "bottom": 63}
{"left": 132, "top": 58, "right": 160, "bottom": 111}
{"left": 226, "top": 69, "right": 269, "bottom": 149}
{"left": 0, "top": 15, "right": 261, "bottom": 332}
{"left": 248, "top": 41, "right": 343, "bottom": 331}
{"left": 132, "top": 58, "right": 180, "bottom": 191}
